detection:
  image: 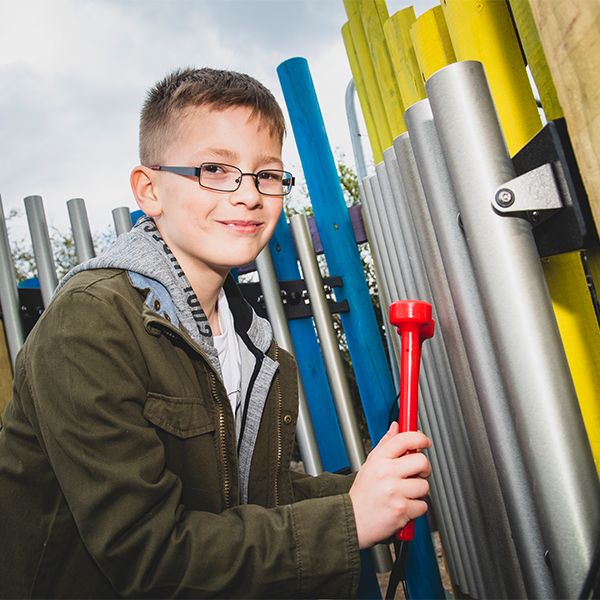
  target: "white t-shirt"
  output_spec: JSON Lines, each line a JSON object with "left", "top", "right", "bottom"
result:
{"left": 213, "top": 290, "right": 243, "bottom": 439}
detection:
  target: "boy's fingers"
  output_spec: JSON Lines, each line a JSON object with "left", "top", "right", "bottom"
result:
{"left": 380, "top": 430, "right": 431, "bottom": 459}
{"left": 395, "top": 452, "right": 432, "bottom": 479}
{"left": 401, "top": 476, "right": 430, "bottom": 500}
{"left": 407, "top": 498, "right": 430, "bottom": 521}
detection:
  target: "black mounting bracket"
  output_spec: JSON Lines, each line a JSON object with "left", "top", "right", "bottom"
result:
{"left": 508, "top": 118, "right": 599, "bottom": 257}
{"left": 239, "top": 276, "right": 349, "bottom": 321}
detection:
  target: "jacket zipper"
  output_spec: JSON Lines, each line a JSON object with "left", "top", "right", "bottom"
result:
{"left": 274, "top": 345, "right": 282, "bottom": 507}
{"left": 209, "top": 371, "right": 232, "bottom": 509}
{"left": 148, "top": 317, "right": 233, "bottom": 509}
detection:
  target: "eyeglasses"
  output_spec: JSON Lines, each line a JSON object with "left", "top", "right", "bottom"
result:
{"left": 149, "top": 162, "right": 295, "bottom": 197}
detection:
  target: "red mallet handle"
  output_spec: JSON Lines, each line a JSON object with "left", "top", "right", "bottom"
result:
{"left": 389, "top": 300, "right": 435, "bottom": 541}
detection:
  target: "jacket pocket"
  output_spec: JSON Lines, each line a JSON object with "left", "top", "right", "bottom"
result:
{"left": 143, "top": 392, "right": 215, "bottom": 439}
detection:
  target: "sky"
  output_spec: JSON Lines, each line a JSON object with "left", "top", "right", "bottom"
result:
{"left": 0, "top": 0, "right": 435, "bottom": 244}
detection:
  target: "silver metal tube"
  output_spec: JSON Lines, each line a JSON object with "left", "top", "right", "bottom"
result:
{"left": 427, "top": 60, "right": 600, "bottom": 599}
{"left": 406, "top": 97, "right": 555, "bottom": 599}
{"left": 358, "top": 183, "right": 400, "bottom": 391}
{"left": 67, "top": 198, "right": 95, "bottom": 263}
{"left": 289, "top": 213, "right": 365, "bottom": 472}
{"left": 362, "top": 176, "right": 462, "bottom": 590}
{"left": 112, "top": 207, "right": 133, "bottom": 236}
{"left": 345, "top": 79, "right": 368, "bottom": 181}
{"left": 0, "top": 195, "right": 25, "bottom": 364}
{"left": 289, "top": 212, "right": 392, "bottom": 574}
{"left": 370, "top": 169, "right": 475, "bottom": 594}
{"left": 255, "top": 246, "right": 323, "bottom": 476}
{"left": 359, "top": 177, "right": 424, "bottom": 573}
{"left": 24, "top": 195, "right": 57, "bottom": 307}
{"left": 389, "top": 138, "right": 523, "bottom": 598}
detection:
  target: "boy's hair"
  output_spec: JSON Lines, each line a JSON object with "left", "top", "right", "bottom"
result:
{"left": 139, "top": 67, "right": 286, "bottom": 165}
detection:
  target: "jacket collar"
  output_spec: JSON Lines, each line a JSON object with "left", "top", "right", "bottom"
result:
{"left": 129, "top": 271, "right": 273, "bottom": 356}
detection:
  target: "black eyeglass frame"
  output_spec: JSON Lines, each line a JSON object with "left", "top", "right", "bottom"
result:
{"left": 149, "top": 163, "right": 295, "bottom": 197}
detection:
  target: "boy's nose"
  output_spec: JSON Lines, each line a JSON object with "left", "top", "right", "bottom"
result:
{"left": 230, "top": 173, "right": 262, "bottom": 207}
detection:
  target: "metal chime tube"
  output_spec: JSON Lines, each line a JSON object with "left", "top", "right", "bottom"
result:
{"left": 289, "top": 213, "right": 365, "bottom": 472}
{"left": 372, "top": 165, "right": 478, "bottom": 595}
{"left": 389, "top": 137, "right": 521, "bottom": 598}
{"left": 289, "top": 213, "right": 393, "bottom": 574}
{"left": 427, "top": 60, "right": 600, "bottom": 599}
{"left": 255, "top": 246, "right": 323, "bottom": 476}
{"left": 24, "top": 196, "right": 57, "bottom": 307}
{"left": 67, "top": 198, "right": 95, "bottom": 263}
{"left": 405, "top": 97, "right": 555, "bottom": 599}
{"left": 112, "top": 207, "right": 133, "bottom": 237}
{"left": 357, "top": 182, "right": 400, "bottom": 391}
{"left": 362, "top": 174, "right": 463, "bottom": 591}
{"left": 0, "top": 196, "right": 25, "bottom": 363}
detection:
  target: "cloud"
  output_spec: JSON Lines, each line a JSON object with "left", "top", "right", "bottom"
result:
{"left": 0, "top": 0, "right": 434, "bottom": 245}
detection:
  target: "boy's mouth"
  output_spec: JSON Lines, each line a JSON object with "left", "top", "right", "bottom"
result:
{"left": 218, "top": 220, "right": 263, "bottom": 234}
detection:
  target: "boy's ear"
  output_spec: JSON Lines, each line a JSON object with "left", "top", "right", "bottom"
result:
{"left": 130, "top": 166, "right": 162, "bottom": 217}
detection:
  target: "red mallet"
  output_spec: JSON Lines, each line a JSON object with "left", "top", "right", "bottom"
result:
{"left": 389, "top": 300, "right": 435, "bottom": 541}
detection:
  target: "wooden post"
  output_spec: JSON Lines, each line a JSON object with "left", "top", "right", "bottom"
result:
{"left": 383, "top": 7, "right": 426, "bottom": 109}
{"left": 411, "top": 6, "right": 456, "bottom": 83}
{"left": 528, "top": 0, "right": 600, "bottom": 233}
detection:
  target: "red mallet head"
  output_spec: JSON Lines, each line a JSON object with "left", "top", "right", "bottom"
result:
{"left": 389, "top": 300, "right": 435, "bottom": 341}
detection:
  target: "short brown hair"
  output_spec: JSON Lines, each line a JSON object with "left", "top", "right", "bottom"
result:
{"left": 139, "top": 67, "right": 286, "bottom": 165}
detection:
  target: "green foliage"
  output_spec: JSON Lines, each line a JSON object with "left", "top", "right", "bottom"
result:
{"left": 338, "top": 159, "right": 360, "bottom": 206}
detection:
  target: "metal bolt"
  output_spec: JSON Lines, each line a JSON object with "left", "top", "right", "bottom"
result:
{"left": 495, "top": 188, "right": 515, "bottom": 208}
{"left": 333, "top": 223, "right": 339, "bottom": 230}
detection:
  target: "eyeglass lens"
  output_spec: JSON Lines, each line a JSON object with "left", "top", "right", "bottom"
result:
{"left": 199, "top": 163, "right": 292, "bottom": 195}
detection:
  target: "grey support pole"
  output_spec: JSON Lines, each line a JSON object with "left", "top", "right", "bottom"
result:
{"left": 405, "top": 98, "right": 555, "bottom": 599}
{"left": 0, "top": 196, "right": 25, "bottom": 364}
{"left": 67, "top": 198, "right": 95, "bottom": 263}
{"left": 255, "top": 246, "right": 323, "bottom": 476}
{"left": 24, "top": 196, "right": 58, "bottom": 307}
{"left": 427, "top": 60, "right": 600, "bottom": 599}
{"left": 345, "top": 79, "right": 368, "bottom": 181}
{"left": 112, "top": 207, "right": 133, "bottom": 236}
{"left": 388, "top": 139, "right": 523, "bottom": 598}
{"left": 290, "top": 213, "right": 365, "bottom": 472}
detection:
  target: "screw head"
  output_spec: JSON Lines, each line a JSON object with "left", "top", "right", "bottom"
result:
{"left": 495, "top": 188, "right": 515, "bottom": 208}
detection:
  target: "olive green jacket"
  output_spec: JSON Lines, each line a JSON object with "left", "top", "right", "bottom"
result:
{"left": 0, "top": 269, "right": 360, "bottom": 598}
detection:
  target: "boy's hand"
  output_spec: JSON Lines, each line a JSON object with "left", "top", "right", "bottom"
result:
{"left": 348, "top": 422, "right": 432, "bottom": 549}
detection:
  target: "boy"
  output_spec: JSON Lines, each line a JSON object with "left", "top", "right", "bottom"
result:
{"left": 0, "top": 68, "right": 431, "bottom": 598}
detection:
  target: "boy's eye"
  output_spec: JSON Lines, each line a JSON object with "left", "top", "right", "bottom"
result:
{"left": 258, "top": 170, "right": 283, "bottom": 182}
{"left": 201, "top": 163, "right": 227, "bottom": 175}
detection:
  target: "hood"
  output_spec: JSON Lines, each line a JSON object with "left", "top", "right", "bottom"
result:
{"left": 57, "top": 215, "right": 273, "bottom": 373}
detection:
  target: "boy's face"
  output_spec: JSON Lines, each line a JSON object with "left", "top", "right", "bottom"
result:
{"left": 140, "top": 105, "right": 284, "bottom": 279}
